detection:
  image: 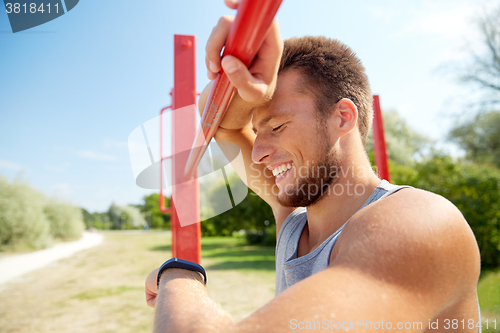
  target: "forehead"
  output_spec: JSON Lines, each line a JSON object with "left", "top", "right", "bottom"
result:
{"left": 252, "top": 70, "right": 314, "bottom": 126}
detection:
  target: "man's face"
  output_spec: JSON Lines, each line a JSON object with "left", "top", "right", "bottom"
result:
{"left": 251, "top": 70, "right": 341, "bottom": 207}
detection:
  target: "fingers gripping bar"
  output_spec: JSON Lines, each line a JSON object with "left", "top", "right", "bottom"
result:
{"left": 183, "top": 0, "right": 283, "bottom": 180}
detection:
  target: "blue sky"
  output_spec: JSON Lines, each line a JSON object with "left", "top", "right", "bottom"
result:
{"left": 0, "top": 0, "right": 494, "bottom": 212}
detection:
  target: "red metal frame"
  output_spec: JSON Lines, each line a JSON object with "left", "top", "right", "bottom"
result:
{"left": 159, "top": 35, "right": 201, "bottom": 264}
{"left": 183, "top": 0, "right": 283, "bottom": 180}
{"left": 172, "top": 35, "right": 200, "bottom": 263}
{"left": 160, "top": 103, "right": 172, "bottom": 214}
{"left": 372, "top": 95, "right": 391, "bottom": 182}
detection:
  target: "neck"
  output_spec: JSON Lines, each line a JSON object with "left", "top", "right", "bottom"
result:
{"left": 304, "top": 153, "right": 381, "bottom": 249}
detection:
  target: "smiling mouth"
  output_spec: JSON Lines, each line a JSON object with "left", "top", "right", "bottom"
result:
{"left": 272, "top": 163, "right": 292, "bottom": 178}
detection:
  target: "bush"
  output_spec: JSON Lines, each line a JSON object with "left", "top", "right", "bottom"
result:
{"left": 139, "top": 193, "right": 170, "bottom": 230}
{"left": 0, "top": 177, "right": 52, "bottom": 251}
{"left": 107, "top": 203, "right": 146, "bottom": 230}
{"left": 245, "top": 223, "right": 277, "bottom": 247}
{"left": 0, "top": 177, "right": 88, "bottom": 252}
{"left": 201, "top": 172, "right": 275, "bottom": 243}
{"left": 44, "top": 199, "right": 85, "bottom": 240}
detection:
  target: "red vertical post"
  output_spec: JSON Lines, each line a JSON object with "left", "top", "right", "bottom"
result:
{"left": 372, "top": 95, "right": 391, "bottom": 182}
{"left": 171, "top": 35, "right": 201, "bottom": 263}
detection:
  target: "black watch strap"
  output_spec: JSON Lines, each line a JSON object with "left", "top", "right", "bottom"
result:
{"left": 157, "top": 258, "right": 207, "bottom": 287}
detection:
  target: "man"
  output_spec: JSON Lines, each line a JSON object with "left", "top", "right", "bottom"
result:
{"left": 145, "top": 1, "right": 481, "bottom": 331}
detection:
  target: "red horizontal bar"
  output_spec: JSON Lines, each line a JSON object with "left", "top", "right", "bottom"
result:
{"left": 183, "top": 0, "right": 283, "bottom": 180}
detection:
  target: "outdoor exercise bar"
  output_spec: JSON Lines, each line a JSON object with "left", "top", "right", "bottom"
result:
{"left": 183, "top": 0, "right": 283, "bottom": 180}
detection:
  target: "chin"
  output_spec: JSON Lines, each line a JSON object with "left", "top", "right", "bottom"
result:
{"left": 276, "top": 185, "right": 324, "bottom": 208}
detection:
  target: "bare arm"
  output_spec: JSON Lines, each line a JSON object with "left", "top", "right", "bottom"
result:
{"left": 148, "top": 190, "right": 481, "bottom": 332}
{"left": 151, "top": 269, "right": 234, "bottom": 333}
{"left": 200, "top": 7, "right": 295, "bottom": 227}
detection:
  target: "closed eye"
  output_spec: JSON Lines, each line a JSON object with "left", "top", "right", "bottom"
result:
{"left": 272, "top": 124, "right": 285, "bottom": 133}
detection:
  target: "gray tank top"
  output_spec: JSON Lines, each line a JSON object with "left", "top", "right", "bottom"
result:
{"left": 275, "top": 180, "right": 408, "bottom": 295}
{"left": 274, "top": 179, "right": 482, "bottom": 332}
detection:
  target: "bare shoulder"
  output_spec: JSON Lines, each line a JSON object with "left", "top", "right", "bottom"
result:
{"left": 335, "top": 187, "right": 480, "bottom": 301}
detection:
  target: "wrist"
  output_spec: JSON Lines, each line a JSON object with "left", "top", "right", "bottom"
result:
{"left": 159, "top": 268, "right": 205, "bottom": 286}
{"left": 157, "top": 258, "right": 207, "bottom": 287}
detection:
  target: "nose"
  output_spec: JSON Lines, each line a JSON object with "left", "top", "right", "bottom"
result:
{"left": 252, "top": 134, "right": 274, "bottom": 164}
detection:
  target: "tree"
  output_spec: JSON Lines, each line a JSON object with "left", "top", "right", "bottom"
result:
{"left": 81, "top": 209, "right": 109, "bottom": 230}
{"left": 200, "top": 173, "right": 275, "bottom": 244}
{"left": 449, "top": 110, "right": 500, "bottom": 167}
{"left": 0, "top": 176, "right": 52, "bottom": 250}
{"left": 457, "top": 5, "right": 500, "bottom": 109}
{"left": 44, "top": 199, "right": 85, "bottom": 240}
{"left": 107, "top": 203, "right": 146, "bottom": 230}
{"left": 366, "top": 110, "right": 431, "bottom": 166}
{"left": 140, "top": 193, "right": 171, "bottom": 230}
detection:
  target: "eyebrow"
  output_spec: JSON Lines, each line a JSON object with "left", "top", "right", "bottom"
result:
{"left": 252, "top": 113, "right": 289, "bottom": 134}
{"left": 252, "top": 115, "right": 272, "bottom": 134}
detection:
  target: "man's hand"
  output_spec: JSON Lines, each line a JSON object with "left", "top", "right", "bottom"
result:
{"left": 202, "top": 0, "right": 283, "bottom": 130}
{"left": 199, "top": 0, "right": 294, "bottom": 229}
{"left": 145, "top": 268, "right": 159, "bottom": 308}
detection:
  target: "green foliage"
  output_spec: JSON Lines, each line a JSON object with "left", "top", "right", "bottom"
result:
{"left": 44, "top": 199, "right": 85, "bottom": 240}
{"left": 107, "top": 203, "right": 146, "bottom": 230}
{"left": 245, "top": 222, "right": 277, "bottom": 247}
{"left": 85, "top": 210, "right": 109, "bottom": 229}
{"left": 0, "top": 177, "right": 88, "bottom": 251}
{"left": 81, "top": 208, "right": 107, "bottom": 229}
{"left": 367, "top": 110, "right": 431, "bottom": 166}
{"left": 390, "top": 154, "right": 500, "bottom": 268}
{"left": 200, "top": 173, "right": 275, "bottom": 245}
{"left": 140, "top": 193, "right": 170, "bottom": 230}
{"left": 0, "top": 176, "right": 52, "bottom": 251}
{"left": 83, "top": 194, "right": 165, "bottom": 231}
{"left": 449, "top": 110, "right": 500, "bottom": 168}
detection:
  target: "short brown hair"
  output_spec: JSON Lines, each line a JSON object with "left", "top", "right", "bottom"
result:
{"left": 279, "top": 36, "right": 373, "bottom": 146}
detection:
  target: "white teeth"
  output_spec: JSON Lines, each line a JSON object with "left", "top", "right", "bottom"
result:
{"left": 272, "top": 163, "right": 292, "bottom": 177}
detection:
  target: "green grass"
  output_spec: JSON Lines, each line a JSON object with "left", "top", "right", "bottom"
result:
{"left": 2, "top": 232, "right": 498, "bottom": 332}
{"left": 148, "top": 235, "right": 276, "bottom": 270}
{"left": 72, "top": 286, "right": 143, "bottom": 300}
{"left": 201, "top": 236, "right": 275, "bottom": 271}
{"left": 478, "top": 268, "right": 500, "bottom": 332}
{"left": 0, "top": 232, "right": 277, "bottom": 332}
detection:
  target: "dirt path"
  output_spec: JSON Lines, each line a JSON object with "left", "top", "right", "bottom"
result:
{"left": 0, "top": 232, "right": 275, "bottom": 332}
{"left": 0, "top": 231, "right": 103, "bottom": 289}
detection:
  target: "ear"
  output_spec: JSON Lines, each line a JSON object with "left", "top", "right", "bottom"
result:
{"left": 334, "top": 98, "right": 358, "bottom": 136}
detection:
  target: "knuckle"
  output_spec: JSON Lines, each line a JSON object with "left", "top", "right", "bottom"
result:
{"left": 218, "top": 15, "right": 233, "bottom": 26}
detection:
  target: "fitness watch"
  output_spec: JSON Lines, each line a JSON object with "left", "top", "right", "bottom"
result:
{"left": 157, "top": 258, "right": 207, "bottom": 287}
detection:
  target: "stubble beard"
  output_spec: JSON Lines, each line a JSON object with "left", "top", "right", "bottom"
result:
{"left": 276, "top": 123, "right": 340, "bottom": 208}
